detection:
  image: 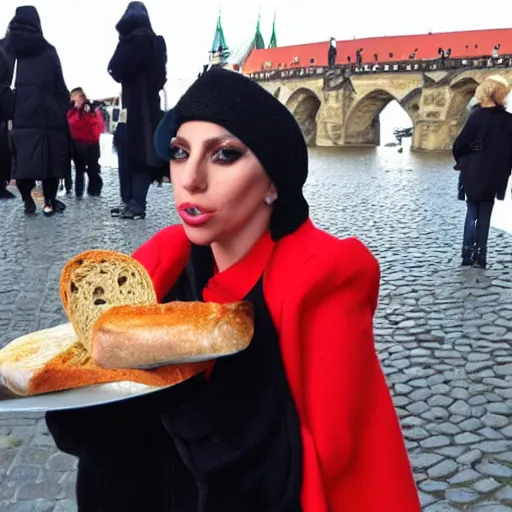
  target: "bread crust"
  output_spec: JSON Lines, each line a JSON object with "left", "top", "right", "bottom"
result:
{"left": 91, "top": 301, "right": 254, "bottom": 369}
{"left": 59, "top": 250, "right": 157, "bottom": 350}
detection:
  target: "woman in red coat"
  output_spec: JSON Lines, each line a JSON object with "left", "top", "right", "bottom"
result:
{"left": 46, "top": 68, "right": 420, "bottom": 511}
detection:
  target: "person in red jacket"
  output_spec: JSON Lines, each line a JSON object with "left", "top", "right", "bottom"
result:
{"left": 66, "top": 87, "right": 104, "bottom": 197}
{"left": 45, "top": 68, "right": 420, "bottom": 511}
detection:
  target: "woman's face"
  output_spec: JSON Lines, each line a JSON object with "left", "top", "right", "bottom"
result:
{"left": 71, "top": 92, "right": 85, "bottom": 108}
{"left": 170, "top": 121, "right": 276, "bottom": 247}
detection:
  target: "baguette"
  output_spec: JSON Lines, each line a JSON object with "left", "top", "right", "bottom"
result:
{"left": 91, "top": 301, "right": 254, "bottom": 369}
{"left": 60, "top": 250, "right": 157, "bottom": 351}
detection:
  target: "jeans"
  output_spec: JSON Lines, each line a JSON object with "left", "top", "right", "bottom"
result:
{"left": 463, "top": 199, "right": 494, "bottom": 255}
{"left": 17, "top": 179, "right": 59, "bottom": 206}
{"left": 72, "top": 141, "right": 103, "bottom": 196}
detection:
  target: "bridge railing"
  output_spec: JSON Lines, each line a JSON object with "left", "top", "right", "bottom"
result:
{"left": 245, "top": 55, "right": 512, "bottom": 84}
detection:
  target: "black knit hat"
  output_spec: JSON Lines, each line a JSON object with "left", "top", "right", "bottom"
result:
{"left": 154, "top": 67, "right": 309, "bottom": 241}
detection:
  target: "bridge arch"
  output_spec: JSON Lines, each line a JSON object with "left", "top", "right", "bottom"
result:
{"left": 344, "top": 88, "right": 419, "bottom": 146}
{"left": 285, "top": 88, "right": 321, "bottom": 145}
{"left": 446, "top": 77, "right": 480, "bottom": 145}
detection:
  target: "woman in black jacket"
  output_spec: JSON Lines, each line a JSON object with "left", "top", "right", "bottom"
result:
{"left": 5, "top": 6, "right": 71, "bottom": 216}
{"left": 453, "top": 75, "right": 512, "bottom": 269}
{"left": 108, "top": 1, "right": 167, "bottom": 220}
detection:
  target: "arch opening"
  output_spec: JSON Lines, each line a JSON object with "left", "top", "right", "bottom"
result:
{"left": 285, "top": 88, "right": 321, "bottom": 146}
{"left": 446, "top": 77, "right": 479, "bottom": 147}
{"left": 344, "top": 89, "right": 417, "bottom": 147}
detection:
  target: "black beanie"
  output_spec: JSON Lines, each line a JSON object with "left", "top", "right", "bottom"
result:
{"left": 154, "top": 67, "right": 309, "bottom": 241}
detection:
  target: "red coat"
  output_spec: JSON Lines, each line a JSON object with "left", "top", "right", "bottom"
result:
{"left": 67, "top": 107, "right": 104, "bottom": 144}
{"left": 133, "top": 218, "right": 421, "bottom": 511}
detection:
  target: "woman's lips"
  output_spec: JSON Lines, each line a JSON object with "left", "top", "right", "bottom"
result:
{"left": 177, "top": 203, "right": 215, "bottom": 227}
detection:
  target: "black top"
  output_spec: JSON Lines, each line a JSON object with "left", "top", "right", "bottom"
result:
{"left": 46, "top": 244, "right": 303, "bottom": 512}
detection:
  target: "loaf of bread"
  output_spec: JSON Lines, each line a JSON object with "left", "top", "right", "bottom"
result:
{"left": 60, "top": 250, "right": 157, "bottom": 351}
{"left": 0, "top": 248, "right": 254, "bottom": 397}
{"left": 91, "top": 301, "right": 254, "bottom": 369}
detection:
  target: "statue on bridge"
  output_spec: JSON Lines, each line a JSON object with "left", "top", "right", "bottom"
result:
{"left": 356, "top": 48, "right": 363, "bottom": 66}
{"left": 328, "top": 37, "right": 337, "bottom": 68}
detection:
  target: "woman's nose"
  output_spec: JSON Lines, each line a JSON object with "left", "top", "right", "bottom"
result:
{"left": 180, "top": 158, "right": 207, "bottom": 193}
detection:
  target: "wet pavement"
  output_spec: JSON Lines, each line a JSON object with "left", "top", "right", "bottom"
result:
{"left": 0, "top": 146, "right": 511, "bottom": 511}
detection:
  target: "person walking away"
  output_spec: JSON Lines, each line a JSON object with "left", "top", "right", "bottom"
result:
{"left": 453, "top": 75, "right": 512, "bottom": 269}
{"left": 5, "top": 6, "right": 71, "bottom": 216}
{"left": 107, "top": 1, "right": 167, "bottom": 220}
{"left": 67, "top": 87, "right": 104, "bottom": 197}
{"left": 0, "top": 36, "right": 15, "bottom": 200}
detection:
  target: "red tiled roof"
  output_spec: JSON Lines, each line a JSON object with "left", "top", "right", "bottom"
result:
{"left": 243, "top": 28, "right": 512, "bottom": 73}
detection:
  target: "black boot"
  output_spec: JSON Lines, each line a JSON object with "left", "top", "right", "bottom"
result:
{"left": 43, "top": 199, "right": 66, "bottom": 217}
{"left": 473, "top": 248, "right": 487, "bottom": 269}
{"left": 0, "top": 180, "right": 15, "bottom": 199}
{"left": 110, "top": 203, "right": 127, "bottom": 217}
{"left": 120, "top": 199, "right": 146, "bottom": 220}
{"left": 64, "top": 174, "right": 73, "bottom": 194}
{"left": 24, "top": 198, "right": 36, "bottom": 215}
{"left": 461, "top": 245, "right": 474, "bottom": 266}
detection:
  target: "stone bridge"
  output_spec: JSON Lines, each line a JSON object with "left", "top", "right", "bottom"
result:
{"left": 248, "top": 58, "right": 512, "bottom": 151}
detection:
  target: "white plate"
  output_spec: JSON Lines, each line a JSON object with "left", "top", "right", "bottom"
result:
{"left": 0, "top": 380, "right": 169, "bottom": 412}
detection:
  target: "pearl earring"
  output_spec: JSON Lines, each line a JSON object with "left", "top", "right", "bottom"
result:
{"left": 265, "top": 196, "right": 274, "bottom": 205}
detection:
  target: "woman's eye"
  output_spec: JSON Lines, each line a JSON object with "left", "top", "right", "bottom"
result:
{"left": 213, "top": 147, "right": 244, "bottom": 163}
{"left": 170, "top": 145, "right": 188, "bottom": 160}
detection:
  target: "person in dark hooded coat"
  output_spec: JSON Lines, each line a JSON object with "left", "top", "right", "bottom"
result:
{"left": 0, "top": 36, "right": 15, "bottom": 199}
{"left": 108, "top": 1, "right": 167, "bottom": 220}
{"left": 5, "top": 6, "right": 71, "bottom": 216}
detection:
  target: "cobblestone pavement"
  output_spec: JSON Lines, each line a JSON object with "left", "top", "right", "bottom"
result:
{"left": 0, "top": 148, "right": 511, "bottom": 511}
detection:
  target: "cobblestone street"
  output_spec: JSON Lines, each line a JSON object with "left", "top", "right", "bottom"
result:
{"left": 0, "top": 148, "right": 511, "bottom": 511}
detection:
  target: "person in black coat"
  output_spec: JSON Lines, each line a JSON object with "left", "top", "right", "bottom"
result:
{"left": 5, "top": 6, "right": 70, "bottom": 216}
{"left": 453, "top": 75, "right": 512, "bottom": 269}
{"left": 108, "top": 1, "right": 167, "bottom": 220}
{"left": 0, "top": 37, "right": 15, "bottom": 199}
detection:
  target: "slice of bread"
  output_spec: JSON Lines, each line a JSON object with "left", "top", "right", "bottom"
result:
{"left": 60, "top": 250, "right": 157, "bottom": 351}
{"left": 0, "top": 323, "right": 83, "bottom": 396}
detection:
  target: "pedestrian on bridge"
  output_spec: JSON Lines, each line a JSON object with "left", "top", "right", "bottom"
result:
{"left": 453, "top": 74, "right": 512, "bottom": 269}
{"left": 46, "top": 67, "right": 420, "bottom": 512}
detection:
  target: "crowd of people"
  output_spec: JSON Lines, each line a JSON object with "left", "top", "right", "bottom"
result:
{"left": 0, "top": 1, "right": 167, "bottom": 219}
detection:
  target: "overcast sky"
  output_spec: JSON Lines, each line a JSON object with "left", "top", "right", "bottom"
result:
{"left": 1, "top": 0, "right": 511, "bottom": 104}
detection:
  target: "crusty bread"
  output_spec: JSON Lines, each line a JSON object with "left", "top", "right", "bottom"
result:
{"left": 0, "top": 323, "right": 211, "bottom": 396}
{"left": 0, "top": 249, "right": 254, "bottom": 398}
{"left": 60, "top": 250, "right": 157, "bottom": 351}
{"left": 91, "top": 301, "right": 254, "bottom": 369}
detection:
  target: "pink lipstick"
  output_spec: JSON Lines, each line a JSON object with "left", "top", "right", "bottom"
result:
{"left": 177, "top": 203, "right": 214, "bottom": 226}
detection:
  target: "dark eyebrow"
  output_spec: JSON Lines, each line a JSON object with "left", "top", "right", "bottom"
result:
{"left": 171, "top": 134, "right": 239, "bottom": 148}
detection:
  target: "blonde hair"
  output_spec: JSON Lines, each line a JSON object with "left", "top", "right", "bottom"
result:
{"left": 475, "top": 75, "right": 511, "bottom": 107}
